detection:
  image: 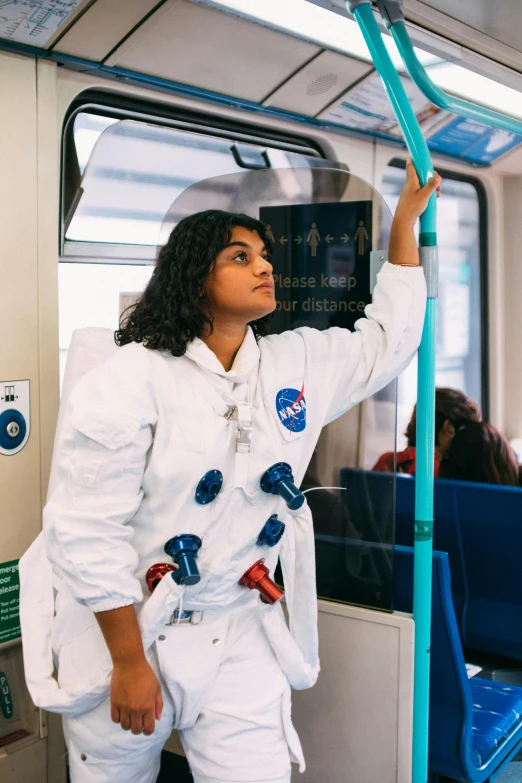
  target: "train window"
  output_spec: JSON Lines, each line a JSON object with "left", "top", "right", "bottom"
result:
{"left": 63, "top": 110, "right": 327, "bottom": 254}
{"left": 381, "top": 160, "right": 487, "bottom": 442}
{"left": 59, "top": 106, "right": 331, "bottom": 387}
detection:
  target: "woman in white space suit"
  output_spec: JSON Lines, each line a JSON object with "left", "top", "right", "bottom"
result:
{"left": 23, "top": 161, "right": 440, "bottom": 783}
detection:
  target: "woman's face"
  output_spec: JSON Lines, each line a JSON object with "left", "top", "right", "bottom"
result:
{"left": 203, "top": 227, "right": 276, "bottom": 324}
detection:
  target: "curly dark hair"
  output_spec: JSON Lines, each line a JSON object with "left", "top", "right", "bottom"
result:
{"left": 440, "top": 422, "right": 519, "bottom": 486}
{"left": 405, "top": 387, "right": 481, "bottom": 448}
{"left": 115, "top": 210, "right": 273, "bottom": 355}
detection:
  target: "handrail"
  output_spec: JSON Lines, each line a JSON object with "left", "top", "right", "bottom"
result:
{"left": 388, "top": 18, "right": 522, "bottom": 137}
{"left": 346, "top": 3, "right": 438, "bottom": 783}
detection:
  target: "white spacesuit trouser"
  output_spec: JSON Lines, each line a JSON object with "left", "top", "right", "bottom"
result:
{"left": 63, "top": 606, "right": 301, "bottom": 783}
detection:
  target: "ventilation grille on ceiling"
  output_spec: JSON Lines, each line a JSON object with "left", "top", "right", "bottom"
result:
{"left": 306, "top": 72, "right": 339, "bottom": 96}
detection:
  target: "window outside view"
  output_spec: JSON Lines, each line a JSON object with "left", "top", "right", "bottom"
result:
{"left": 381, "top": 164, "right": 484, "bottom": 449}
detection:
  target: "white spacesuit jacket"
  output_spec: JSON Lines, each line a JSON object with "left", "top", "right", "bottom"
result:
{"left": 19, "top": 261, "right": 426, "bottom": 723}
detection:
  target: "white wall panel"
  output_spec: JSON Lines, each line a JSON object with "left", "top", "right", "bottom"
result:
{"left": 36, "top": 60, "right": 60, "bottom": 508}
{"left": 0, "top": 52, "right": 41, "bottom": 563}
{"left": 292, "top": 601, "right": 414, "bottom": 783}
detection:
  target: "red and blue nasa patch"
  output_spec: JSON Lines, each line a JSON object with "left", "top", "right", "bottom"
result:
{"left": 275, "top": 384, "right": 307, "bottom": 433}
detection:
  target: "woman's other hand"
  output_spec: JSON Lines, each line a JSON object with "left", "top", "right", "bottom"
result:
{"left": 394, "top": 158, "right": 441, "bottom": 227}
{"left": 110, "top": 658, "right": 164, "bottom": 736}
{"left": 389, "top": 159, "right": 441, "bottom": 266}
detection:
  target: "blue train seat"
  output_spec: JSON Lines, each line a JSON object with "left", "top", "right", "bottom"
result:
{"left": 394, "top": 475, "right": 522, "bottom": 661}
{"left": 455, "top": 482, "right": 522, "bottom": 661}
{"left": 394, "top": 546, "right": 522, "bottom": 782}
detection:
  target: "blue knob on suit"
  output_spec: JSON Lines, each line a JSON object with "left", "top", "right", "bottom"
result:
{"left": 195, "top": 470, "right": 223, "bottom": 505}
{"left": 257, "top": 515, "right": 286, "bottom": 547}
{"left": 260, "top": 463, "right": 305, "bottom": 510}
{"left": 164, "top": 534, "right": 202, "bottom": 586}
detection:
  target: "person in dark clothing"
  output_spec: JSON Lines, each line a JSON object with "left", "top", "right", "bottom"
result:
{"left": 373, "top": 387, "right": 481, "bottom": 475}
{"left": 439, "top": 421, "right": 520, "bottom": 487}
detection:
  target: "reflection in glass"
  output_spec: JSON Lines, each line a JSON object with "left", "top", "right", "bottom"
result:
{"left": 66, "top": 115, "right": 323, "bottom": 246}
{"left": 304, "top": 478, "right": 394, "bottom": 612}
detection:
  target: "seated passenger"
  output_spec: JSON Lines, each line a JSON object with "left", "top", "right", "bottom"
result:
{"left": 439, "top": 421, "right": 520, "bottom": 486}
{"left": 373, "top": 387, "right": 481, "bottom": 475}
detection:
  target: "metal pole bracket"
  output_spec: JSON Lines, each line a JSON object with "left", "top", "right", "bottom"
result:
{"left": 419, "top": 245, "right": 439, "bottom": 299}
{"left": 375, "top": 0, "right": 404, "bottom": 28}
{"left": 345, "top": 0, "right": 371, "bottom": 14}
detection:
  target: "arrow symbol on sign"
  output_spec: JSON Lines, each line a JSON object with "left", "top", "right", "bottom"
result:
{"left": 279, "top": 236, "right": 288, "bottom": 245}
{"left": 325, "top": 234, "right": 334, "bottom": 244}
{"left": 294, "top": 235, "right": 302, "bottom": 244}
{"left": 341, "top": 233, "right": 349, "bottom": 243}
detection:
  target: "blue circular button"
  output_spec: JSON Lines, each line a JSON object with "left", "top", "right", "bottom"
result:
{"left": 195, "top": 470, "right": 223, "bottom": 505}
{"left": 0, "top": 410, "right": 26, "bottom": 451}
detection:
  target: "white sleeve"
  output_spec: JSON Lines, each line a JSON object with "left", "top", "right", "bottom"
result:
{"left": 43, "top": 352, "right": 157, "bottom": 613}
{"left": 298, "top": 261, "right": 426, "bottom": 425}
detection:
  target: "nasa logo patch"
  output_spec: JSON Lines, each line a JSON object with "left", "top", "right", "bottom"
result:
{"left": 275, "top": 385, "right": 307, "bottom": 433}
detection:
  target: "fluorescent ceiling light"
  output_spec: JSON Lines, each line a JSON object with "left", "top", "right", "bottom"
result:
{"left": 427, "top": 63, "right": 522, "bottom": 121}
{"left": 199, "top": 0, "right": 441, "bottom": 69}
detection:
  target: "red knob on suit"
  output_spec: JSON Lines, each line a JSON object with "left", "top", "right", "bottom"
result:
{"left": 146, "top": 563, "right": 178, "bottom": 593}
{"left": 239, "top": 559, "right": 284, "bottom": 604}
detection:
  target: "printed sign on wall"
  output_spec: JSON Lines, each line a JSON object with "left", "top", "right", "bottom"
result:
{"left": 427, "top": 116, "right": 522, "bottom": 164}
{"left": 260, "top": 200, "right": 373, "bottom": 334}
{"left": 321, "top": 72, "right": 448, "bottom": 137}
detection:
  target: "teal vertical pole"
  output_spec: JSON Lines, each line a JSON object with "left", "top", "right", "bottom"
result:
{"left": 346, "top": 4, "right": 437, "bottom": 782}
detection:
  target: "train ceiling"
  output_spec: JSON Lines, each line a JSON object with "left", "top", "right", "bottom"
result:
{"left": 0, "top": 0, "right": 521, "bottom": 167}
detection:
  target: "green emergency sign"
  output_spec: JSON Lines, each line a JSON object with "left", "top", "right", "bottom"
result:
{"left": 0, "top": 560, "right": 21, "bottom": 644}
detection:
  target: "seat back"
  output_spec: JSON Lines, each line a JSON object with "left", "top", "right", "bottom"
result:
{"left": 395, "top": 545, "right": 522, "bottom": 781}
{"left": 395, "top": 475, "right": 468, "bottom": 637}
{"left": 455, "top": 481, "right": 522, "bottom": 660}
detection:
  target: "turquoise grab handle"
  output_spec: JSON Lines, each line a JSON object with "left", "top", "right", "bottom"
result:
{"left": 390, "top": 20, "right": 522, "bottom": 137}
{"left": 348, "top": 4, "right": 437, "bottom": 236}
{"left": 347, "top": 4, "right": 437, "bottom": 783}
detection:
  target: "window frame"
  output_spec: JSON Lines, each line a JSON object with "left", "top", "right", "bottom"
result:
{"left": 60, "top": 90, "right": 329, "bottom": 262}
{"left": 386, "top": 158, "right": 489, "bottom": 420}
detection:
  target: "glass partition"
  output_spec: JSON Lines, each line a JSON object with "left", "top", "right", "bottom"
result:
{"left": 162, "top": 168, "right": 398, "bottom": 610}
{"left": 65, "top": 114, "right": 326, "bottom": 248}
{"left": 305, "top": 484, "right": 394, "bottom": 611}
